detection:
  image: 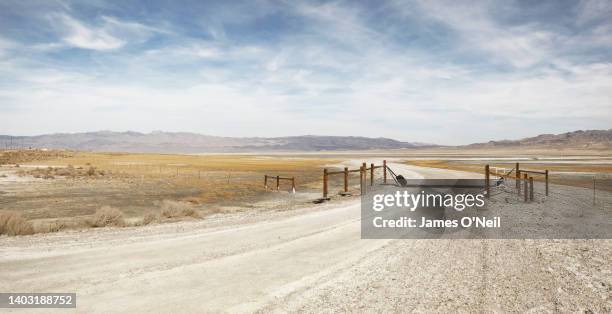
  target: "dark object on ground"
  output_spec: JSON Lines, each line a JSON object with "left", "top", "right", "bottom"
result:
{"left": 396, "top": 175, "right": 407, "bottom": 187}
{"left": 313, "top": 197, "right": 330, "bottom": 204}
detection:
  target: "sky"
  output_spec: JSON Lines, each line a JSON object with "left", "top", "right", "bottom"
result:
{"left": 0, "top": 0, "right": 611, "bottom": 145}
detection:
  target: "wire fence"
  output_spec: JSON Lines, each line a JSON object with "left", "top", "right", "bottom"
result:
{"left": 487, "top": 170, "right": 611, "bottom": 210}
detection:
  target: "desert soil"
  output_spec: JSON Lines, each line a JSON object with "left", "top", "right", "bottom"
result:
{"left": 0, "top": 161, "right": 610, "bottom": 313}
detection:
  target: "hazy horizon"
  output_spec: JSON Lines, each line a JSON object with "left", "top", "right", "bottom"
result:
{"left": 1, "top": 0, "right": 611, "bottom": 145}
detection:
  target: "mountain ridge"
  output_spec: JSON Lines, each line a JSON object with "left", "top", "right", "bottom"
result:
{"left": 0, "top": 131, "right": 428, "bottom": 153}
{"left": 1, "top": 129, "right": 610, "bottom": 153}
{"left": 465, "top": 129, "right": 612, "bottom": 149}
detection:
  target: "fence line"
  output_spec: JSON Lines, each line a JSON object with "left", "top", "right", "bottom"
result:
{"left": 322, "top": 160, "right": 387, "bottom": 198}
{"left": 264, "top": 175, "right": 296, "bottom": 193}
{"left": 485, "top": 163, "right": 549, "bottom": 202}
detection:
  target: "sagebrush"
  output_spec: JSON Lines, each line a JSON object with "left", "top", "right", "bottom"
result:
{"left": 0, "top": 211, "right": 34, "bottom": 236}
{"left": 89, "top": 206, "right": 125, "bottom": 227}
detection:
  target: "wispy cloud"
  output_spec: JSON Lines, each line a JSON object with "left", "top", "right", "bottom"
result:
{"left": 54, "top": 14, "right": 125, "bottom": 50}
{"left": 49, "top": 11, "right": 167, "bottom": 51}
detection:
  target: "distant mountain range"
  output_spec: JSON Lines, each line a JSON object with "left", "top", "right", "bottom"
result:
{"left": 0, "top": 131, "right": 428, "bottom": 153}
{"left": 466, "top": 129, "right": 612, "bottom": 149}
{"left": 1, "top": 129, "right": 610, "bottom": 153}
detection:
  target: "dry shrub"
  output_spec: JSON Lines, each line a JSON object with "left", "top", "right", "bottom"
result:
{"left": 27, "top": 165, "right": 105, "bottom": 179}
{"left": 141, "top": 201, "right": 202, "bottom": 225}
{"left": 183, "top": 197, "right": 201, "bottom": 204}
{"left": 159, "top": 200, "right": 200, "bottom": 219}
{"left": 46, "top": 221, "right": 65, "bottom": 232}
{"left": 54, "top": 167, "right": 74, "bottom": 177}
{"left": 35, "top": 220, "right": 66, "bottom": 233}
{"left": 181, "top": 207, "right": 199, "bottom": 218}
{"left": 89, "top": 206, "right": 124, "bottom": 227}
{"left": 142, "top": 211, "right": 159, "bottom": 225}
{"left": 27, "top": 167, "right": 47, "bottom": 178}
{"left": 0, "top": 211, "right": 34, "bottom": 236}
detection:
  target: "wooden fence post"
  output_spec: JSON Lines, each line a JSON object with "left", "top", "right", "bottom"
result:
{"left": 523, "top": 173, "right": 528, "bottom": 202}
{"left": 264, "top": 175, "right": 268, "bottom": 189}
{"left": 344, "top": 167, "right": 348, "bottom": 192}
{"left": 529, "top": 176, "right": 534, "bottom": 202}
{"left": 370, "top": 163, "right": 374, "bottom": 186}
{"left": 516, "top": 162, "right": 520, "bottom": 191}
{"left": 323, "top": 168, "right": 328, "bottom": 198}
{"left": 362, "top": 162, "right": 366, "bottom": 182}
{"left": 360, "top": 166, "right": 365, "bottom": 195}
{"left": 292, "top": 177, "right": 296, "bottom": 194}
{"left": 485, "top": 164, "right": 490, "bottom": 198}
{"left": 545, "top": 170, "right": 549, "bottom": 196}
{"left": 383, "top": 160, "right": 387, "bottom": 183}
{"left": 276, "top": 175, "right": 280, "bottom": 191}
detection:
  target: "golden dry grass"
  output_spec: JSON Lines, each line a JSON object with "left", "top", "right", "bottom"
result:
{"left": 19, "top": 152, "right": 335, "bottom": 204}
{"left": 408, "top": 160, "right": 612, "bottom": 174}
{"left": 0, "top": 210, "right": 35, "bottom": 236}
{"left": 34, "top": 152, "right": 331, "bottom": 172}
{"left": 1, "top": 151, "right": 339, "bottom": 235}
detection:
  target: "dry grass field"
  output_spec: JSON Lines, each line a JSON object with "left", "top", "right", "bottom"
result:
{"left": 31, "top": 151, "right": 333, "bottom": 200}
{"left": 406, "top": 159, "right": 612, "bottom": 191}
{"left": 0, "top": 150, "right": 338, "bottom": 235}
{"left": 2, "top": 148, "right": 611, "bottom": 236}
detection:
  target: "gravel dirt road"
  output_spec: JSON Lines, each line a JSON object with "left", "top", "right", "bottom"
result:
{"left": 1, "top": 161, "right": 610, "bottom": 313}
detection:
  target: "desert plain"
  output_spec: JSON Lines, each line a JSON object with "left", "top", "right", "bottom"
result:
{"left": 0, "top": 147, "right": 611, "bottom": 312}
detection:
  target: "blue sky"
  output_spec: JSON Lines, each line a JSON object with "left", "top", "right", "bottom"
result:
{"left": 0, "top": 0, "right": 611, "bottom": 144}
